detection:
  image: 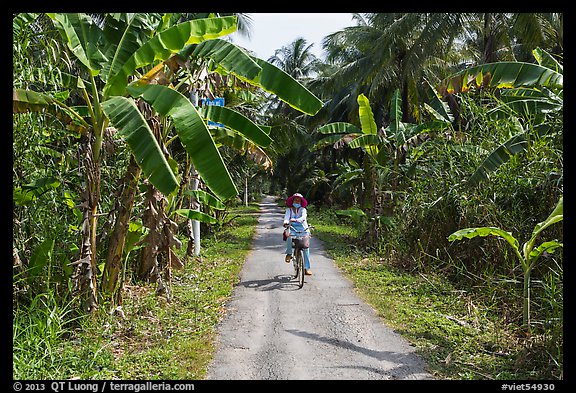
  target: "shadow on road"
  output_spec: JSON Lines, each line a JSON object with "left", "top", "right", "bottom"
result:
{"left": 238, "top": 274, "right": 302, "bottom": 292}
{"left": 285, "top": 328, "right": 430, "bottom": 379}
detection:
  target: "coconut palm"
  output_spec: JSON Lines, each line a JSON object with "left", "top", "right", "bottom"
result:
{"left": 268, "top": 37, "right": 320, "bottom": 80}
{"left": 265, "top": 37, "right": 322, "bottom": 117}
{"left": 319, "top": 13, "right": 467, "bottom": 126}
{"left": 318, "top": 13, "right": 562, "bottom": 128}
{"left": 455, "top": 13, "right": 563, "bottom": 65}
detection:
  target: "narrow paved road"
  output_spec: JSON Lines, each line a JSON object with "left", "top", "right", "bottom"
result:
{"left": 206, "top": 195, "right": 433, "bottom": 380}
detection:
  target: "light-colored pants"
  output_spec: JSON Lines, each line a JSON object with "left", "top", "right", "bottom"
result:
{"left": 285, "top": 236, "right": 311, "bottom": 269}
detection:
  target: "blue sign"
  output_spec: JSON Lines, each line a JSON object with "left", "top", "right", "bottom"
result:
{"left": 201, "top": 97, "right": 225, "bottom": 127}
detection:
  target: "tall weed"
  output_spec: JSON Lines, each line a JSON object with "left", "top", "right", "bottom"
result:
{"left": 12, "top": 292, "right": 94, "bottom": 379}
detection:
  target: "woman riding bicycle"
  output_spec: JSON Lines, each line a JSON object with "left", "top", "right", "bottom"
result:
{"left": 283, "top": 193, "right": 313, "bottom": 276}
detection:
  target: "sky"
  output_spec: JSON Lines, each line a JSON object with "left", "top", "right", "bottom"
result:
{"left": 228, "top": 13, "right": 355, "bottom": 61}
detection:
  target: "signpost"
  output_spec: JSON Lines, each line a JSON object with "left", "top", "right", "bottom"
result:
{"left": 188, "top": 94, "right": 226, "bottom": 255}
{"left": 201, "top": 97, "right": 225, "bottom": 127}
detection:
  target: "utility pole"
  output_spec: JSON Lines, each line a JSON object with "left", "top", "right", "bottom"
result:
{"left": 244, "top": 176, "right": 248, "bottom": 206}
{"left": 191, "top": 169, "right": 201, "bottom": 256}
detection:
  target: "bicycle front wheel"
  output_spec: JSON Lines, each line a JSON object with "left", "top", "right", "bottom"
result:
{"left": 296, "top": 249, "right": 304, "bottom": 289}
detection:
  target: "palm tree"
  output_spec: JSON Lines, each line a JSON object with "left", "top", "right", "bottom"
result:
{"left": 319, "top": 13, "right": 467, "bottom": 125}
{"left": 261, "top": 37, "right": 324, "bottom": 197}
{"left": 265, "top": 37, "right": 321, "bottom": 117}
{"left": 268, "top": 37, "right": 320, "bottom": 79}
{"left": 319, "top": 13, "right": 562, "bottom": 126}
{"left": 456, "top": 13, "right": 563, "bottom": 65}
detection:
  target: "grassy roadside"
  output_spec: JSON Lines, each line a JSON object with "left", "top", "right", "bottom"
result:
{"left": 307, "top": 205, "right": 562, "bottom": 380}
{"left": 105, "top": 202, "right": 261, "bottom": 379}
{"left": 13, "top": 202, "right": 260, "bottom": 380}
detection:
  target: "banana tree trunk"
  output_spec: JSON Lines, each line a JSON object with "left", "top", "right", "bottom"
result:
{"left": 244, "top": 176, "right": 248, "bottom": 207}
{"left": 366, "top": 162, "right": 381, "bottom": 244}
{"left": 102, "top": 156, "right": 142, "bottom": 301}
{"left": 137, "top": 182, "right": 182, "bottom": 300}
{"left": 138, "top": 184, "right": 164, "bottom": 278}
{"left": 71, "top": 133, "right": 99, "bottom": 313}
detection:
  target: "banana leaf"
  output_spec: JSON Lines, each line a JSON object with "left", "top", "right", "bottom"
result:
{"left": 47, "top": 13, "right": 106, "bottom": 77}
{"left": 468, "top": 122, "right": 555, "bottom": 187}
{"left": 210, "top": 128, "right": 273, "bottom": 171}
{"left": 173, "top": 209, "right": 218, "bottom": 224}
{"left": 251, "top": 57, "right": 323, "bottom": 116}
{"left": 424, "top": 80, "right": 453, "bottom": 123}
{"left": 529, "top": 196, "right": 563, "bottom": 243}
{"left": 188, "top": 38, "right": 262, "bottom": 81}
{"left": 13, "top": 88, "right": 90, "bottom": 130}
{"left": 336, "top": 208, "right": 367, "bottom": 224}
{"left": 101, "top": 96, "right": 179, "bottom": 196}
{"left": 357, "top": 94, "right": 378, "bottom": 135}
{"left": 388, "top": 90, "right": 402, "bottom": 138}
{"left": 127, "top": 84, "right": 238, "bottom": 201}
{"left": 317, "top": 122, "right": 361, "bottom": 135}
{"left": 467, "top": 132, "right": 528, "bottom": 185}
{"left": 100, "top": 13, "right": 151, "bottom": 84}
{"left": 527, "top": 241, "right": 562, "bottom": 265}
{"left": 347, "top": 134, "right": 387, "bottom": 149}
{"left": 445, "top": 61, "right": 563, "bottom": 94}
{"left": 312, "top": 122, "right": 362, "bottom": 151}
{"left": 490, "top": 88, "right": 563, "bottom": 117}
{"left": 180, "top": 38, "right": 322, "bottom": 117}
{"left": 200, "top": 105, "right": 272, "bottom": 147}
{"left": 532, "top": 47, "right": 562, "bottom": 73}
{"left": 448, "top": 226, "right": 520, "bottom": 253}
{"left": 13, "top": 177, "right": 61, "bottom": 206}
{"left": 104, "top": 16, "right": 238, "bottom": 97}
{"left": 28, "top": 238, "right": 55, "bottom": 280}
{"left": 311, "top": 134, "right": 356, "bottom": 151}
{"left": 184, "top": 189, "right": 225, "bottom": 210}
{"left": 13, "top": 89, "right": 54, "bottom": 112}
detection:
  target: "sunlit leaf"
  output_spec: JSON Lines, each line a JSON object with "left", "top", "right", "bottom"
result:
{"left": 127, "top": 84, "right": 238, "bottom": 200}
{"left": 448, "top": 226, "right": 520, "bottom": 252}
{"left": 174, "top": 209, "right": 218, "bottom": 224}
{"left": 101, "top": 96, "right": 179, "bottom": 196}
{"left": 104, "top": 16, "right": 238, "bottom": 97}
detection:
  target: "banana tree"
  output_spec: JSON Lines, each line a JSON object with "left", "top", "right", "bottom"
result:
{"left": 440, "top": 47, "right": 563, "bottom": 186}
{"left": 101, "top": 31, "right": 321, "bottom": 299}
{"left": 14, "top": 13, "right": 243, "bottom": 310}
{"left": 14, "top": 13, "right": 323, "bottom": 311}
{"left": 313, "top": 90, "right": 450, "bottom": 242}
{"left": 448, "top": 196, "right": 563, "bottom": 330}
{"left": 109, "top": 35, "right": 320, "bottom": 265}
{"left": 103, "top": 84, "right": 270, "bottom": 278}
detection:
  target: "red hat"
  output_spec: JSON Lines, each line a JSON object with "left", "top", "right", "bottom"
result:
{"left": 286, "top": 193, "right": 308, "bottom": 208}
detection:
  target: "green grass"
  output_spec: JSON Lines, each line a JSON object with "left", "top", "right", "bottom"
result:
{"left": 310, "top": 207, "right": 562, "bottom": 380}
{"left": 12, "top": 292, "right": 113, "bottom": 379}
{"left": 13, "top": 202, "right": 260, "bottom": 380}
{"left": 106, "top": 203, "right": 260, "bottom": 380}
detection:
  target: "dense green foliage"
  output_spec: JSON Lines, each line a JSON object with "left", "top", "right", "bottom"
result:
{"left": 13, "top": 203, "right": 259, "bottom": 380}
{"left": 310, "top": 206, "right": 562, "bottom": 379}
{"left": 14, "top": 12, "right": 562, "bottom": 380}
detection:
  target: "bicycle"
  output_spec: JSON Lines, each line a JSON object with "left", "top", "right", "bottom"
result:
{"left": 285, "top": 224, "right": 314, "bottom": 289}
